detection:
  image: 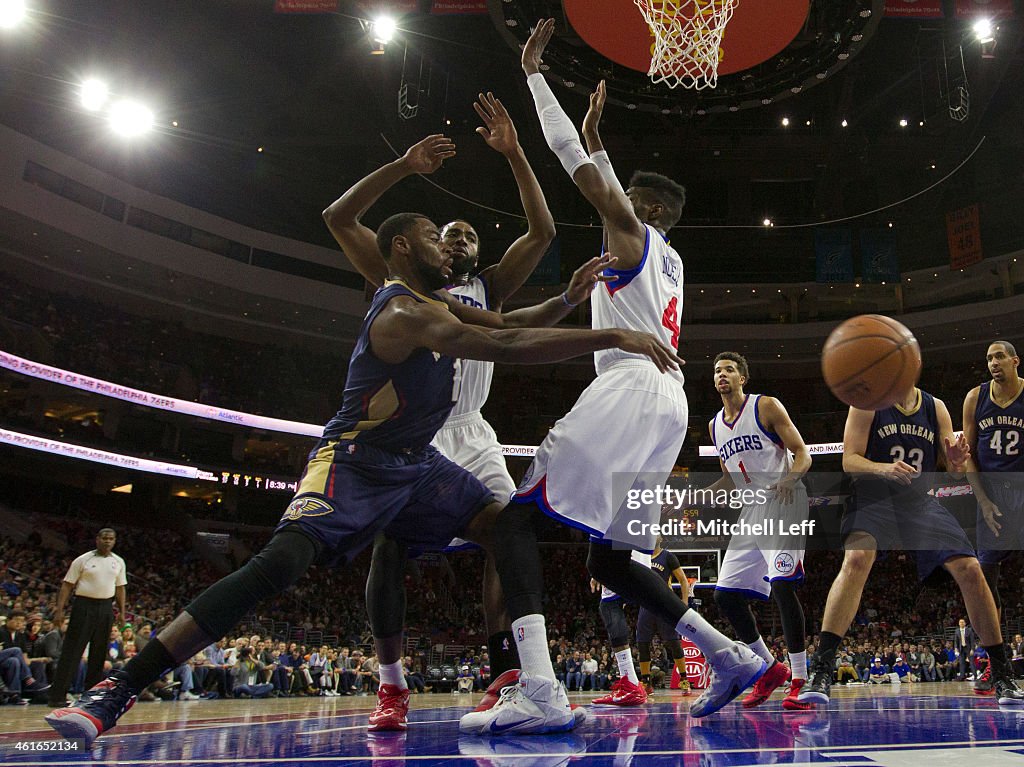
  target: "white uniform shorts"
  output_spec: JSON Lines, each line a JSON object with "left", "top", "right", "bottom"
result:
{"left": 432, "top": 410, "right": 515, "bottom": 551}
{"left": 513, "top": 361, "right": 688, "bottom": 552}
{"left": 715, "top": 486, "right": 808, "bottom": 600}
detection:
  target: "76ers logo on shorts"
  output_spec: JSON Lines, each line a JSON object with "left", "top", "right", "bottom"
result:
{"left": 774, "top": 552, "right": 796, "bottom": 574}
{"left": 282, "top": 496, "right": 334, "bottom": 521}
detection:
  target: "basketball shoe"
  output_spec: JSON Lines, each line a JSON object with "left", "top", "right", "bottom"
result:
{"left": 741, "top": 660, "right": 790, "bottom": 708}
{"left": 475, "top": 669, "right": 586, "bottom": 726}
{"left": 368, "top": 684, "right": 410, "bottom": 731}
{"left": 592, "top": 677, "right": 647, "bottom": 707}
{"left": 782, "top": 678, "right": 814, "bottom": 710}
{"left": 459, "top": 672, "right": 576, "bottom": 735}
{"left": 44, "top": 673, "right": 137, "bottom": 747}
{"left": 974, "top": 662, "right": 994, "bottom": 696}
{"left": 689, "top": 644, "right": 767, "bottom": 718}
{"left": 995, "top": 676, "right": 1024, "bottom": 705}
{"left": 797, "top": 659, "right": 833, "bottom": 705}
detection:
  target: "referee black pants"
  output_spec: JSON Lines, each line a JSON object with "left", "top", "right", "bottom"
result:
{"left": 49, "top": 596, "right": 114, "bottom": 704}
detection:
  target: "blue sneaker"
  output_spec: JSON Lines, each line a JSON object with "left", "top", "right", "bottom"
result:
{"left": 44, "top": 673, "right": 137, "bottom": 747}
{"left": 689, "top": 644, "right": 767, "bottom": 718}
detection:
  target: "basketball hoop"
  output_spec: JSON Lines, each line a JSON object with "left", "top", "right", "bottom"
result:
{"left": 633, "top": 0, "right": 738, "bottom": 90}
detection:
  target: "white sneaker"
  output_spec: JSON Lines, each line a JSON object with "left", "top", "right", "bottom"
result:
{"left": 179, "top": 691, "right": 201, "bottom": 701}
{"left": 689, "top": 644, "right": 768, "bottom": 718}
{"left": 459, "top": 672, "right": 576, "bottom": 735}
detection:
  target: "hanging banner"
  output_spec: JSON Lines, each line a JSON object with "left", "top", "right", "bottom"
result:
{"left": 274, "top": 0, "right": 337, "bottom": 12}
{"left": 947, "top": 203, "right": 983, "bottom": 269}
{"left": 955, "top": 0, "right": 1015, "bottom": 18}
{"left": 815, "top": 229, "right": 854, "bottom": 283}
{"left": 884, "top": 0, "right": 944, "bottom": 18}
{"left": 430, "top": 0, "right": 488, "bottom": 13}
{"left": 860, "top": 228, "right": 899, "bottom": 283}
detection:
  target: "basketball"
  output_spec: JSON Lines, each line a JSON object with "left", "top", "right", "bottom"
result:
{"left": 821, "top": 314, "right": 922, "bottom": 410}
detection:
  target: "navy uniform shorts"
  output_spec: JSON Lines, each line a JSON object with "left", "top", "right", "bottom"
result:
{"left": 275, "top": 439, "right": 493, "bottom": 567}
{"left": 842, "top": 488, "right": 975, "bottom": 581}
{"left": 976, "top": 475, "right": 1024, "bottom": 566}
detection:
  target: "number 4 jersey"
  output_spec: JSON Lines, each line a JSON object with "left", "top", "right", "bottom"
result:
{"left": 974, "top": 381, "right": 1024, "bottom": 472}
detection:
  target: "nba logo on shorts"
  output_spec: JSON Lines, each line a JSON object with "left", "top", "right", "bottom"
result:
{"left": 517, "top": 627, "right": 526, "bottom": 641}
{"left": 774, "top": 552, "right": 795, "bottom": 573}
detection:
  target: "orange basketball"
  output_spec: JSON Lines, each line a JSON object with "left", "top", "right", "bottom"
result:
{"left": 821, "top": 314, "right": 922, "bottom": 410}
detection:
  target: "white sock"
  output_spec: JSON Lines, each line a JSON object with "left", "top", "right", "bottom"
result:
{"left": 512, "top": 615, "right": 556, "bottom": 682}
{"left": 748, "top": 637, "right": 774, "bottom": 664}
{"left": 789, "top": 650, "right": 807, "bottom": 681}
{"left": 675, "top": 608, "right": 734, "bottom": 659}
{"left": 615, "top": 648, "right": 639, "bottom": 685}
{"left": 379, "top": 661, "right": 407, "bottom": 690}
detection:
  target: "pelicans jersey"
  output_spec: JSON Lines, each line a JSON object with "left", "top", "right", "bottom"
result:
{"left": 859, "top": 389, "right": 939, "bottom": 501}
{"left": 973, "top": 380, "right": 1024, "bottom": 563}
{"left": 513, "top": 224, "right": 689, "bottom": 553}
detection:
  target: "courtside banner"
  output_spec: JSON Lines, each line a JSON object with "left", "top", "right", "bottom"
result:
{"left": 273, "top": 0, "right": 337, "bottom": 12}
{"left": 0, "top": 349, "right": 322, "bottom": 438}
{"left": 884, "top": 0, "right": 944, "bottom": 18}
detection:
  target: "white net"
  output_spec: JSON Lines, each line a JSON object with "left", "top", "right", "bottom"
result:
{"left": 633, "top": 0, "right": 738, "bottom": 90}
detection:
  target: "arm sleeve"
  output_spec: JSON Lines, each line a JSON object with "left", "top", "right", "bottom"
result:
{"left": 589, "top": 150, "right": 626, "bottom": 196}
{"left": 526, "top": 73, "right": 595, "bottom": 178}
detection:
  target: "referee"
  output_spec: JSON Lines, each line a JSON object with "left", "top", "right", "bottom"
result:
{"left": 47, "top": 528, "right": 127, "bottom": 707}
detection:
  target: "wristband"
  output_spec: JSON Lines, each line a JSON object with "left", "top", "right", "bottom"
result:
{"left": 561, "top": 292, "right": 579, "bottom": 308}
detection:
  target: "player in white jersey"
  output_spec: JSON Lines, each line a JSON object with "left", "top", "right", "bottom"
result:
{"left": 461, "top": 19, "right": 767, "bottom": 736}
{"left": 706, "top": 352, "right": 813, "bottom": 711}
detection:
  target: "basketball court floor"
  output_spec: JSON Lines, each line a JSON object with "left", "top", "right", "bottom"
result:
{"left": 2, "top": 683, "right": 1023, "bottom": 765}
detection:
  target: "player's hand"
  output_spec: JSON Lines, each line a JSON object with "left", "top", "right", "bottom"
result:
{"left": 590, "top": 578, "right": 601, "bottom": 593}
{"left": 614, "top": 330, "right": 685, "bottom": 373}
{"left": 52, "top": 608, "right": 63, "bottom": 626}
{"left": 879, "top": 460, "right": 916, "bottom": 485}
{"left": 564, "top": 253, "right": 618, "bottom": 305}
{"left": 402, "top": 134, "right": 456, "bottom": 174}
{"left": 980, "top": 498, "right": 1003, "bottom": 537}
{"left": 583, "top": 80, "right": 607, "bottom": 138}
{"left": 768, "top": 476, "right": 797, "bottom": 504}
{"left": 474, "top": 92, "right": 519, "bottom": 156}
{"left": 522, "top": 18, "right": 555, "bottom": 76}
{"left": 944, "top": 433, "right": 970, "bottom": 470}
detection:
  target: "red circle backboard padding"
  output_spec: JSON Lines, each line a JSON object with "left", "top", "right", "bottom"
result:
{"left": 563, "top": 0, "right": 810, "bottom": 77}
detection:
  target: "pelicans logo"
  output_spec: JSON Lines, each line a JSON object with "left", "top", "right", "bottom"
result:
{"left": 282, "top": 496, "right": 334, "bottom": 521}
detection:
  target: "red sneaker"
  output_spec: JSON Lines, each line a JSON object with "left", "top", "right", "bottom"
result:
{"left": 473, "top": 669, "right": 520, "bottom": 712}
{"left": 367, "top": 684, "right": 410, "bottom": 731}
{"left": 741, "top": 660, "right": 791, "bottom": 708}
{"left": 592, "top": 677, "right": 648, "bottom": 706}
{"left": 782, "top": 677, "right": 815, "bottom": 710}
{"left": 974, "top": 662, "right": 994, "bottom": 696}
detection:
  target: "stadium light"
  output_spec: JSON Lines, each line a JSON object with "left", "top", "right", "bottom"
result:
{"left": 372, "top": 15, "right": 397, "bottom": 44}
{"left": 0, "top": 0, "right": 26, "bottom": 29}
{"left": 108, "top": 99, "right": 154, "bottom": 137}
{"left": 80, "top": 79, "right": 109, "bottom": 111}
{"left": 973, "top": 18, "right": 994, "bottom": 44}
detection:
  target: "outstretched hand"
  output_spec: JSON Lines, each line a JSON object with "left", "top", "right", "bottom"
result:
{"left": 944, "top": 433, "right": 971, "bottom": 469}
{"left": 473, "top": 92, "right": 519, "bottom": 156}
{"left": 522, "top": 18, "right": 555, "bottom": 76}
{"left": 583, "top": 80, "right": 607, "bottom": 138}
{"left": 564, "top": 253, "right": 618, "bottom": 305}
{"left": 402, "top": 134, "right": 456, "bottom": 174}
{"left": 616, "top": 330, "right": 685, "bottom": 374}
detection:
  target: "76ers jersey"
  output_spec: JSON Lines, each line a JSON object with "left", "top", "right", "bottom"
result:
{"left": 974, "top": 381, "right": 1024, "bottom": 472}
{"left": 712, "top": 395, "right": 790, "bottom": 490}
{"left": 592, "top": 225, "right": 684, "bottom": 380}
{"left": 445, "top": 276, "right": 493, "bottom": 416}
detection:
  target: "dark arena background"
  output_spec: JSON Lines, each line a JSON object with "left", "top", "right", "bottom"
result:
{"left": 1, "top": 0, "right": 1024, "bottom": 764}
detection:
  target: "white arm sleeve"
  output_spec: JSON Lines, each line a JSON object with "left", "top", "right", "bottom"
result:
{"left": 589, "top": 150, "right": 626, "bottom": 196}
{"left": 526, "top": 73, "right": 595, "bottom": 178}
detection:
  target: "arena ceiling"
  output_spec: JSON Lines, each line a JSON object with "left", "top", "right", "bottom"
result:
{"left": 0, "top": 1, "right": 1021, "bottom": 280}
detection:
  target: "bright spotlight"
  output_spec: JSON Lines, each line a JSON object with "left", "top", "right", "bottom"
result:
{"left": 0, "top": 0, "right": 26, "bottom": 29}
{"left": 372, "top": 15, "right": 396, "bottom": 44}
{"left": 108, "top": 100, "right": 154, "bottom": 137}
{"left": 763, "top": 218, "right": 772, "bottom": 227}
{"left": 841, "top": 119, "right": 848, "bottom": 127}
{"left": 973, "top": 18, "right": 994, "bottom": 43}
{"left": 80, "top": 79, "right": 109, "bottom": 111}
{"left": 781, "top": 117, "right": 790, "bottom": 127}
{"left": 899, "top": 118, "right": 908, "bottom": 127}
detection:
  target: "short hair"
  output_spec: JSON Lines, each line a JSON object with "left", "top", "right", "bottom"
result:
{"left": 376, "top": 212, "right": 430, "bottom": 260}
{"left": 990, "top": 340, "right": 1018, "bottom": 357}
{"left": 97, "top": 528, "right": 116, "bottom": 537}
{"left": 629, "top": 171, "right": 686, "bottom": 229}
{"left": 8, "top": 610, "right": 25, "bottom": 620}
{"left": 714, "top": 351, "right": 749, "bottom": 382}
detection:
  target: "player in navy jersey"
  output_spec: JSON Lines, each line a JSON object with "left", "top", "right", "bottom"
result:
{"left": 321, "top": 100, "right": 563, "bottom": 727}
{"left": 963, "top": 340, "right": 1024, "bottom": 620}
{"left": 635, "top": 541, "right": 692, "bottom": 695}
{"left": 800, "top": 384, "right": 1024, "bottom": 706}
{"left": 46, "top": 199, "right": 683, "bottom": 745}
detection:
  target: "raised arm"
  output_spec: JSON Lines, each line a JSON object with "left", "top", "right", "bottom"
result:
{"left": 521, "top": 20, "right": 645, "bottom": 265}
{"left": 370, "top": 296, "right": 682, "bottom": 372}
{"left": 471, "top": 92, "right": 556, "bottom": 308}
{"left": 322, "top": 135, "right": 456, "bottom": 287}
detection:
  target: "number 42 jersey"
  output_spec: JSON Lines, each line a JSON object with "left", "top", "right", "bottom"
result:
{"left": 974, "top": 381, "right": 1024, "bottom": 472}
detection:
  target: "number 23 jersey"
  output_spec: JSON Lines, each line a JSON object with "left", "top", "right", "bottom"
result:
{"left": 861, "top": 389, "right": 938, "bottom": 499}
